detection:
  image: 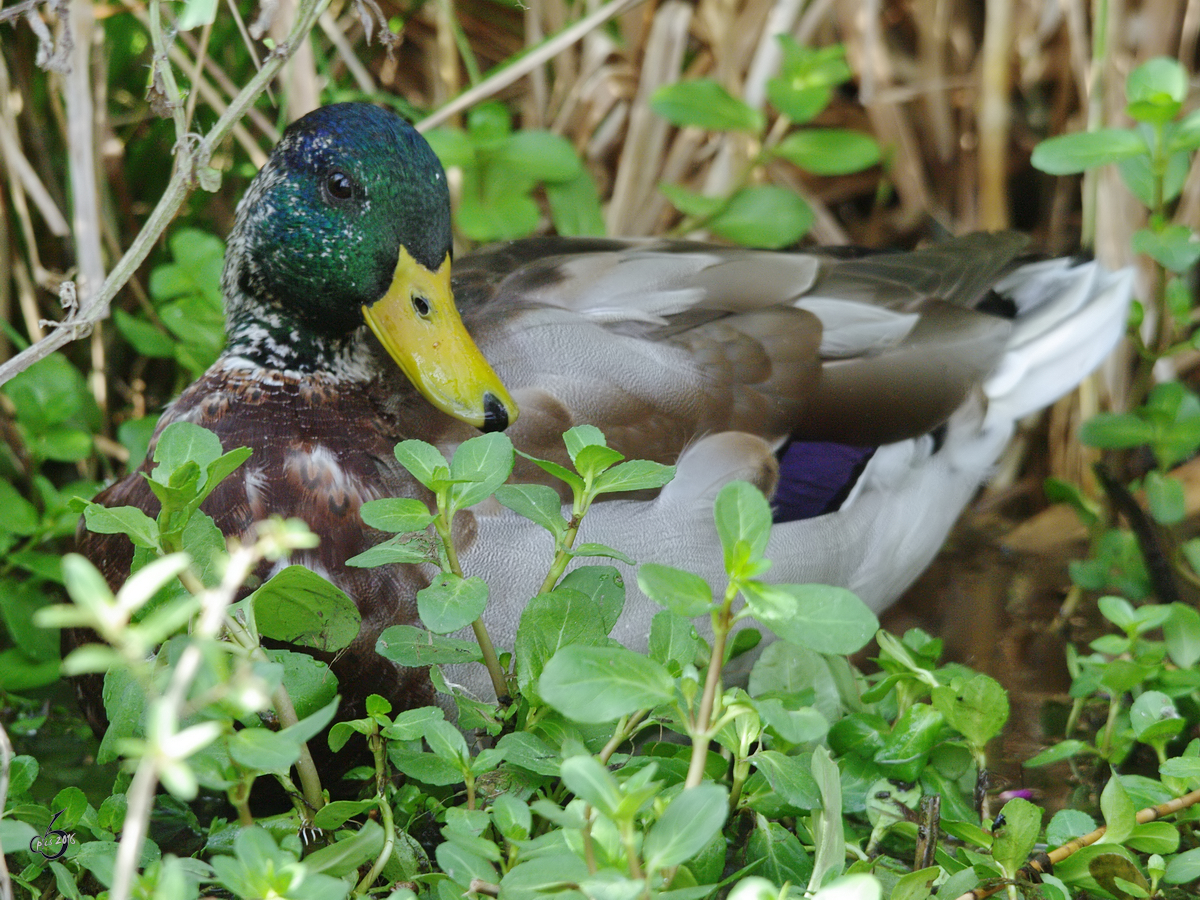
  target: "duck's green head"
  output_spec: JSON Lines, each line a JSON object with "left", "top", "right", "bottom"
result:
{"left": 224, "top": 102, "right": 515, "bottom": 432}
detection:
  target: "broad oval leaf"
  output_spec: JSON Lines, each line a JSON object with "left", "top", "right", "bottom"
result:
{"left": 773, "top": 128, "right": 880, "bottom": 176}
{"left": 250, "top": 566, "right": 361, "bottom": 651}
{"left": 498, "top": 131, "right": 582, "bottom": 182}
{"left": 494, "top": 483, "right": 567, "bottom": 536}
{"left": 714, "top": 481, "right": 772, "bottom": 571}
{"left": 417, "top": 573, "right": 488, "bottom": 634}
{"left": 1030, "top": 129, "right": 1146, "bottom": 174}
{"left": 393, "top": 440, "right": 450, "bottom": 489}
{"left": 650, "top": 79, "right": 765, "bottom": 133}
{"left": 638, "top": 563, "right": 713, "bottom": 617}
{"left": 643, "top": 784, "right": 728, "bottom": 870}
{"left": 742, "top": 582, "right": 876, "bottom": 655}
{"left": 450, "top": 432, "right": 515, "bottom": 511}
{"left": 709, "top": 186, "right": 814, "bottom": 249}
{"left": 376, "top": 625, "right": 483, "bottom": 667}
{"left": 538, "top": 645, "right": 674, "bottom": 722}
{"left": 359, "top": 497, "right": 435, "bottom": 533}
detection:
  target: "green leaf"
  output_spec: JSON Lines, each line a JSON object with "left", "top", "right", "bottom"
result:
{"left": 426, "top": 717, "right": 470, "bottom": 767}
{"left": 808, "top": 746, "right": 845, "bottom": 888}
{"left": 425, "top": 127, "right": 475, "bottom": 168}
{"left": 746, "top": 819, "right": 814, "bottom": 890}
{"left": 417, "top": 573, "right": 488, "bottom": 634}
{"left": 393, "top": 440, "right": 450, "bottom": 490}
{"left": 874, "top": 703, "right": 944, "bottom": 782}
{"left": 708, "top": 186, "right": 813, "bottom": 249}
{"left": 773, "top": 128, "right": 880, "bottom": 175}
{"left": 1132, "top": 225, "right": 1200, "bottom": 274}
{"left": 1164, "top": 847, "right": 1200, "bottom": 884}
{"left": 567, "top": 542, "right": 636, "bottom": 564}
{"left": 81, "top": 504, "right": 160, "bottom": 550}
{"left": 3, "top": 353, "right": 87, "bottom": 431}
{"left": 150, "top": 421, "right": 224, "bottom": 485}
{"left": 1128, "top": 821, "right": 1179, "bottom": 855}
{"left": 1080, "top": 412, "right": 1154, "bottom": 448}
{"left": 1030, "top": 129, "right": 1147, "bottom": 174}
{"left": 494, "top": 484, "right": 566, "bottom": 536}
{"left": 573, "top": 444, "right": 625, "bottom": 480}
{"left": 304, "top": 819, "right": 384, "bottom": 875}
{"left": 715, "top": 481, "right": 772, "bottom": 572}
{"left": 990, "top": 798, "right": 1041, "bottom": 878}
{"left": 546, "top": 170, "right": 606, "bottom": 237}
{"left": 1119, "top": 150, "right": 1190, "bottom": 207}
{"left": 1129, "top": 691, "right": 1183, "bottom": 743}
{"left": 1024, "top": 739, "right": 1091, "bottom": 767}
{"left": 249, "top": 566, "right": 361, "bottom": 652}
{"left": 359, "top": 497, "right": 434, "bottom": 533}
{"left": 562, "top": 424, "right": 606, "bottom": 460}
{"left": 113, "top": 309, "right": 176, "bottom": 358}
{"left": 468, "top": 101, "right": 513, "bottom": 144}
{"left": 648, "top": 610, "right": 703, "bottom": 673}
{"left": 559, "top": 755, "right": 623, "bottom": 817}
{"left": 498, "top": 131, "right": 582, "bottom": 182}
{"left": 594, "top": 459, "right": 676, "bottom": 494}
{"left": 1098, "top": 775, "right": 1136, "bottom": 844}
{"left": 0, "top": 482, "right": 37, "bottom": 537}
{"left": 931, "top": 674, "right": 1009, "bottom": 748}
{"left": 1046, "top": 809, "right": 1097, "bottom": 847}
{"left": 346, "top": 535, "right": 432, "bottom": 568}
{"left": 643, "top": 784, "right": 728, "bottom": 870}
{"left": 376, "top": 625, "right": 483, "bottom": 666}
{"left": 491, "top": 794, "right": 532, "bottom": 842}
{"left": 1169, "top": 108, "right": 1200, "bottom": 152}
{"left": 35, "top": 427, "right": 94, "bottom": 462}
{"left": 0, "top": 580, "right": 60, "bottom": 661}
{"left": 496, "top": 731, "right": 561, "bottom": 777}
{"left": 539, "top": 645, "right": 674, "bottom": 722}
{"left": 742, "top": 582, "right": 877, "bottom": 655}
{"left": 513, "top": 588, "right": 607, "bottom": 699}
{"left": 460, "top": 172, "right": 540, "bottom": 242}
{"left": 638, "top": 563, "right": 713, "bottom": 617}
{"left": 229, "top": 727, "right": 303, "bottom": 775}
{"left": 659, "top": 183, "right": 727, "bottom": 218}
{"left": 1164, "top": 603, "right": 1200, "bottom": 668}
{"left": 265, "top": 648, "right": 338, "bottom": 720}
{"left": 767, "top": 80, "right": 832, "bottom": 123}
{"left": 755, "top": 698, "right": 828, "bottom": 745}
{"left": 388, "top": 748, "right": 464, "bottom": 786}
{"left": 650, "top": 80, "right": 765, "bottom": 132}
{"left": 751, "top": 750, "right": 822, "bottom": 810}
{"left": 450, "top": 432, "right": 515, "bottom": 512}
{"left": 1125, "top": 57, "right": 1186, "bottom": 124}
{"left": 557, "top": 566, "right": 625, "bottom": 634}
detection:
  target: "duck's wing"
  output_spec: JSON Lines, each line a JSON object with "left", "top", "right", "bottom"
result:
{"left": 455, "top": 237, "right": 825, "bottom": 468}
{"left": 453, "top": 233, "right": 1029, "bottom": 460}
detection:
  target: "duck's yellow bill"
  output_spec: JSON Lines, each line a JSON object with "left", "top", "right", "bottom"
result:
{"left": 364, "top": 249, "right": 517, "bottom": 432}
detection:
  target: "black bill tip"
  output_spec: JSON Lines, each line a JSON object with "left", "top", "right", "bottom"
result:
{"left": 481, "top": 392, "right": 510, "bottom": 433}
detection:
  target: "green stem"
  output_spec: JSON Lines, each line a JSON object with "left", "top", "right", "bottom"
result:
{"left": 435, "top": 513, "right": 509, "bottom": 701}
{"left": 598, "top": 711, "right": 646, "bottom": 764}
{"left": 684, "top": 583, "right": 738, "bottom": 788}
{"left": 539, "top": 514, "right": 582, "bottom": 595}
{"left": 355, "top": 736, "right": 395, "bottom": 896}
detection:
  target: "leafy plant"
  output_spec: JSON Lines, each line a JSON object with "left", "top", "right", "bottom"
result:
{"left": 650, "top": 40, "right": 880, "bottom": 248}
{"left": 425, "top": 102, "right": 605, "bottom": 243}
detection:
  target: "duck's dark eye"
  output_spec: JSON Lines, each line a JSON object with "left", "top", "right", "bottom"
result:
{"left": 412, "top": 294, "right": 431, "bottom": 317}
{"left": 324, "top": 169, "right": 355, "bottom": 202}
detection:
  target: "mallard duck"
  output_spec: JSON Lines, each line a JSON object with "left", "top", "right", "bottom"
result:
{"left": 76, "top": 102, "right": 1133, "bottom": 722}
